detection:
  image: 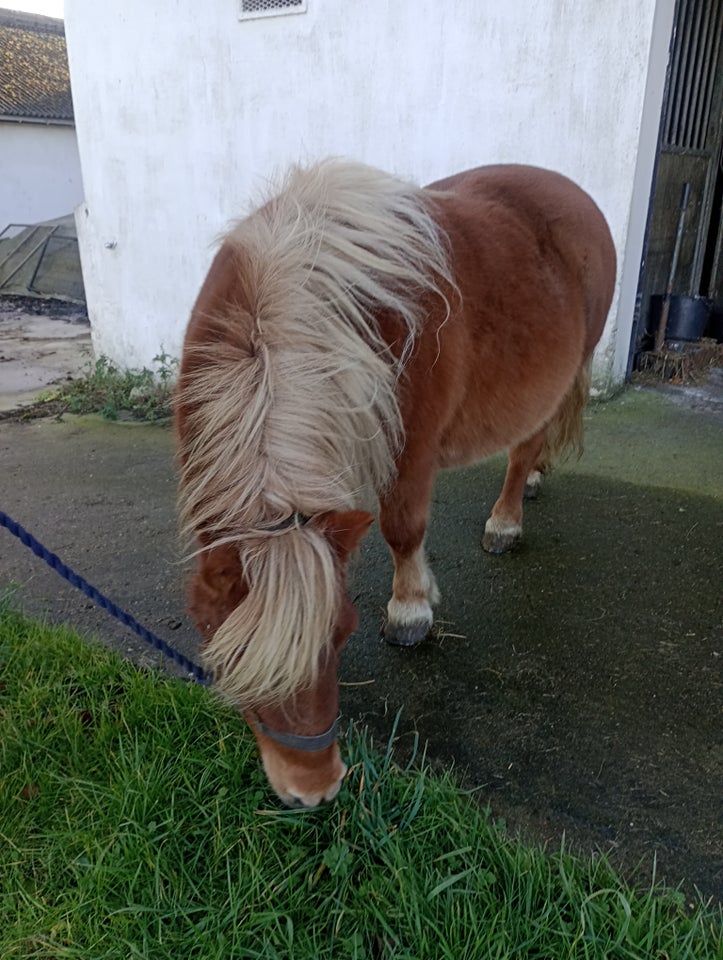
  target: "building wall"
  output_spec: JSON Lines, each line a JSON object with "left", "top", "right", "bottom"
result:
{"left": 0, "top": 122, "right": 83, "bottom": 229}
{"left": 65, "top": 0, "right": 675, "bottom": 392}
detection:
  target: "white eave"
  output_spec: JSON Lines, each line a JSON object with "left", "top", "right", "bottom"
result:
{"left": 0, "top": 114, "right": 74, "bottom": 126}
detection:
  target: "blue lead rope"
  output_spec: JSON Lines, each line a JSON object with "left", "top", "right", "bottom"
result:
{"left": 0, "top": 509, "right": 211, "bottom": 686}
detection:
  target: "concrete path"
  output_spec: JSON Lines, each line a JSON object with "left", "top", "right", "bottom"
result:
{"left": 0, "top": 339, "right": 721, "bottom": 898}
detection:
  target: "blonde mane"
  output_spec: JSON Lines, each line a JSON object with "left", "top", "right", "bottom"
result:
{"left": 178, "top": 159, "right": 453, "bottom": 705}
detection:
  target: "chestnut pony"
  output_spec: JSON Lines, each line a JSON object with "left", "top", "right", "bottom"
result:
{"left": 175, "top": 160, "right": 616, "bottom": 807}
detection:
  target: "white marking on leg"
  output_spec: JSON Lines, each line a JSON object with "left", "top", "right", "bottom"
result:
{"left": 525, "top": 469, "right": 543, "bottom": 493}
{"left": 389, "top": 544, "right": 441, "bottom": 613}
{"left": 414, "top": 544, "right": 440, "bottom": 605}
{"left": 387, "top": 597, "right": 433, "bottom": 628}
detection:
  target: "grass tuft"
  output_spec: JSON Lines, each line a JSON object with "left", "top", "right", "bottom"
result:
{"left": 0, "top": 604, "right": 719, "bottom": 958}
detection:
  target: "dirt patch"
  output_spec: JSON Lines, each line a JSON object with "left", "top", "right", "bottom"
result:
{"left": 0, "top": 295, "right": 92, "bottom": 413}
{"left": 0, "top": 399, "right": 71, "bottom": 422}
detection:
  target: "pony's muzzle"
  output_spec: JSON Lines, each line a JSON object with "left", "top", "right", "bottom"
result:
{"left": 258, "top": 740, "right": 348, "bottom": 809}
{"left": 281, "top": 761, "right": 348, "bottom": 808}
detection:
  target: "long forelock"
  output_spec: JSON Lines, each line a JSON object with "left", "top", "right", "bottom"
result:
{"left": 178, "top": 159, "right": 454, "bottom": 702}
{"left": 201, "top": 524, "right": 340, "bottom": 707}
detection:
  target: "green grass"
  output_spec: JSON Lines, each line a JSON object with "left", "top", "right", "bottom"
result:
{"left": 0, "top": 604, "right": 719, "bottom": 959}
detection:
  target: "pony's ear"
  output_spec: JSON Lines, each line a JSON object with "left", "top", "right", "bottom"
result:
{"left": 317, "top": 510, "right": 374, "bottom": 559}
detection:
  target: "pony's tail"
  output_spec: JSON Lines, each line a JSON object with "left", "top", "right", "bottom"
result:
{"left": 538, "top": 356, "right": 592, "bottom": 471}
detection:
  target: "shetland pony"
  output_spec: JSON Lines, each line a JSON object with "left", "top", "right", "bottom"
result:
{"left": 175, "top": 160, "right": 616, "bottom": 807}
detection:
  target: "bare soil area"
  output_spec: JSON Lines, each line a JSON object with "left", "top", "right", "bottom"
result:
{"left": 0, "top": 296, "right": 91, "bottom": 413}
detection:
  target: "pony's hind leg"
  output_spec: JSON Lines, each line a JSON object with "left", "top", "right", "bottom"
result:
{"left": 482, "top": 429, "right": 545, "bottom": 554}
{"left": 380, "top": 471, "right": 439, "bottom": 646}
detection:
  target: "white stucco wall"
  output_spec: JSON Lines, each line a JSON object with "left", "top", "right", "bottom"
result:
{"left": 0, "top": 122, "right": 84, "bottom": 228}
{"left": 65, "top": 0, "right": 675, "bottom": 392}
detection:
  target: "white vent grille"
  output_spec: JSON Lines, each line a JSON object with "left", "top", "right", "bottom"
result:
{"left": 239, "top": 0, "right": 307, "bottom": 20}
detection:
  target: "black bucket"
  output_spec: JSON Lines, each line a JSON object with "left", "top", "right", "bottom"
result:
{"left": 648, "top": 294, "right": 712, "bottom": 342}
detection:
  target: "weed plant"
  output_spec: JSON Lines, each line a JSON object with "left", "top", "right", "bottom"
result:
{"left": 0, "top": 605, "right": 719, "bottom": 958}
{"left": 50, "top": 354, "right": 178, "bottom": 422}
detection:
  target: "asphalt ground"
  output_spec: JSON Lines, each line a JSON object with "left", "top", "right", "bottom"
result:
{"left": 0, "top": 378, "right": 721, "bottom": 900}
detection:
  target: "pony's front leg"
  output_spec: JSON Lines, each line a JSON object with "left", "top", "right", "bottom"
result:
{"left": 379, "top": 471, "right": 439, "bottom": 647}
{"left": 482, "top": 429, "right": 545, "bottom": 554}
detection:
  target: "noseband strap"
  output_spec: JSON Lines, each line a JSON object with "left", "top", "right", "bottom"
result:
{"left": 253, "top": 716, "right": 339, "bottom": 753}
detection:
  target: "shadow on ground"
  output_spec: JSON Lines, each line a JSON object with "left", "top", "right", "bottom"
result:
{"left": 346, "top": 465, "right": 721, "bottom": 901}
{"left": 0, "top": 387, "right": 720, "bottom": 898}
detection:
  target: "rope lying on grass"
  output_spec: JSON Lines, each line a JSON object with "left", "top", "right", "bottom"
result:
{"left": 0, "top": 509, "right": 211, "bottom": 686}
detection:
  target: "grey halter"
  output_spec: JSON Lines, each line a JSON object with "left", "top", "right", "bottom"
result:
{"left": 253, "top": 715, "right": 339, "bottom": 752}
